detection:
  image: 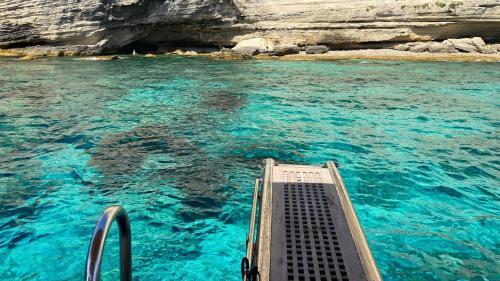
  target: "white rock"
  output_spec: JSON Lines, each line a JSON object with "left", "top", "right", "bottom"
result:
{"left": 409, "top": 43, "right": 429, "bottom": 53}
{"left": 471, "top": 37, "right": 486, "bottom": 47}
{"left": 443, "top": 39, "right": 478, "bottom": 53}
{"left": 427, "top": 42, "right": 458, "bottom": 53}
{"left": 232, "top": 38, "right": 275, "bottom": 52}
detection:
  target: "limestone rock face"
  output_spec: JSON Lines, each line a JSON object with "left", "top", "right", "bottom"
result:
{"left": 1, "top": 0, "right": 500, "bottom": 53}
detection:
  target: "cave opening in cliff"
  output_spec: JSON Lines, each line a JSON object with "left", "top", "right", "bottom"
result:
{"left": 119, "top": 40, "right": 162, "bottom": 54}
{"left": 119, "top": 38, "right": 222, "bottom": 55}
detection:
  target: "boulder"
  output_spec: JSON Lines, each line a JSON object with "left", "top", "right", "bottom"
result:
{"left": 471, "top": 37, "right": 486, "bottom": 47}
{"left": 232, "top": 38, "right": 275, "bottom": 53}
{"left": 232, "top": 46, "right": 259, "bottom": 56}
{"left": 469, "top": 37, "right": 497, "bottom": 53}
{"left": 443, "top": 39, "right": 478, "bottom": 53}
{"left": 427, "top": 42, "right": 458, "bottom": 53}
{"left": 144, "top": 53, "right": 156, "bottom": 58}
{"left": 408, "top": 43, "right": 429, "bottom": 53}
{"left": 172, "top": 49, "right": 184, "bottom": 55}
{"left": 393, "top": 44, "right": 411, "bottom": 51}
{"left": 305, "top": 45, "right": 329, "bottom": 54}
{"left": 184, "top": 51, "right": 198, "bottom": 55}
{"left": 477, "top": 45, "right": 497, "bottom": 54}
{"left": 491, "top": 44, "right": 500, "bottom": 52}
{"left": 272, "top": 45, "right": 300, "bottom": 56}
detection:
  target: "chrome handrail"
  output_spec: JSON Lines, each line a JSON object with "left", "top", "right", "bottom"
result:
{"left": 243, "top": 178, "right": 261, "bottom": 280}
{"left": 85, "top": 206, "right": 132, "bottom": 281}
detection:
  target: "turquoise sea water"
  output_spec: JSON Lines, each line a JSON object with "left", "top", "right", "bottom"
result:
{"left": 0, "top": 56, "right": 498, "bottom": 281}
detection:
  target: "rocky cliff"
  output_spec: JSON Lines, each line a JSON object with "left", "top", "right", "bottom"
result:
{"left": 1, "top": 0, "right": 499, "bottom": 54}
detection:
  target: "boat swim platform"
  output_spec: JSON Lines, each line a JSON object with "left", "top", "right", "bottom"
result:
{"left": 243, "top": 159, "right": 381, "bottom": 281}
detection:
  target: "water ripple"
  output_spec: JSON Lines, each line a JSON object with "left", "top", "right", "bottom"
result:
{"left": 0, "top": 57, "right": 498, "bottom": 280}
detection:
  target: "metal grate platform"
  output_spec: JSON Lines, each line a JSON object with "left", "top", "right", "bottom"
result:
{"left": 244, "top": 160, "right": 381, "bottom": 281}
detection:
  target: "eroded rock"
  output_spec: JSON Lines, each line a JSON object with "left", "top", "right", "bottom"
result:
{"left": 19, "top": 55, "right": 36, "bottom": 61}
{"left": 393, "top": 43, "right": 411, "bottom": 51}
{"left": 210, "top": 50, "right": 253, "bottom": 60}
{"left": 272, "top": 45, "right": 300, "bottom": 56}
{"left": 305, "top": 45, "right": 329, "bottom": 54}
{"left": 396, "top": 37, "right": 497, "bottom": 54}
{"left": 233, "top": 38, "right": 274, "bottom": 53}
{"left": 408, "top": 43, "right": 429, "bottom": 53}
{"left": 80, "top": 55, "right": 119, "bottom": 61}
{"left": 471, "top": 37, "right": 486, "bottom": 48}
{"left": 427, "top": 42, "right": 458, "bottom": 53}
{"left": 232, "top": 46, "right": 259, "bottom": 56}
{"left": 443, "top": 39, "right": 478, "bottom": 53}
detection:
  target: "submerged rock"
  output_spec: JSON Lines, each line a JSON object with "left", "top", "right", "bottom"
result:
{"left": 272, "top": 45, "right": 300, "bottom": 56}
{"left": 80, "top": 55, "right": 119, "bottom": 61}
{"left": 90, "top": 125, "right": 197, "bottom": 177}
{"left": 19, "top": 55, "right": 36, "bottom": 60}
{"left": 305, "top": 45, "right": 329, "bottom": 54}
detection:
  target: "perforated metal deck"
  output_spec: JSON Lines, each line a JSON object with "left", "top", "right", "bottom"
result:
{"left": 244, "top": 160, "right": 381, "bottom": 281}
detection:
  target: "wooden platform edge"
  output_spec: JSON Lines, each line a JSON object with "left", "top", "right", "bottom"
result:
{"left": 326, "top": 161, "right": 382, "bottom": 281}
{"left": 256, "top": 158, "right": 275, "bottom": 281}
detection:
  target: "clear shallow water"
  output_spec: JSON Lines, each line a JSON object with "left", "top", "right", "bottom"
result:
{"left": 0, "top": 56, "right": 498, "bottom": 281}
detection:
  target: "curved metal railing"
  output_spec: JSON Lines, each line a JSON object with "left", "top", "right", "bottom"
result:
{"left": 85, "top": 206, "right": 132, "bottom": 281}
